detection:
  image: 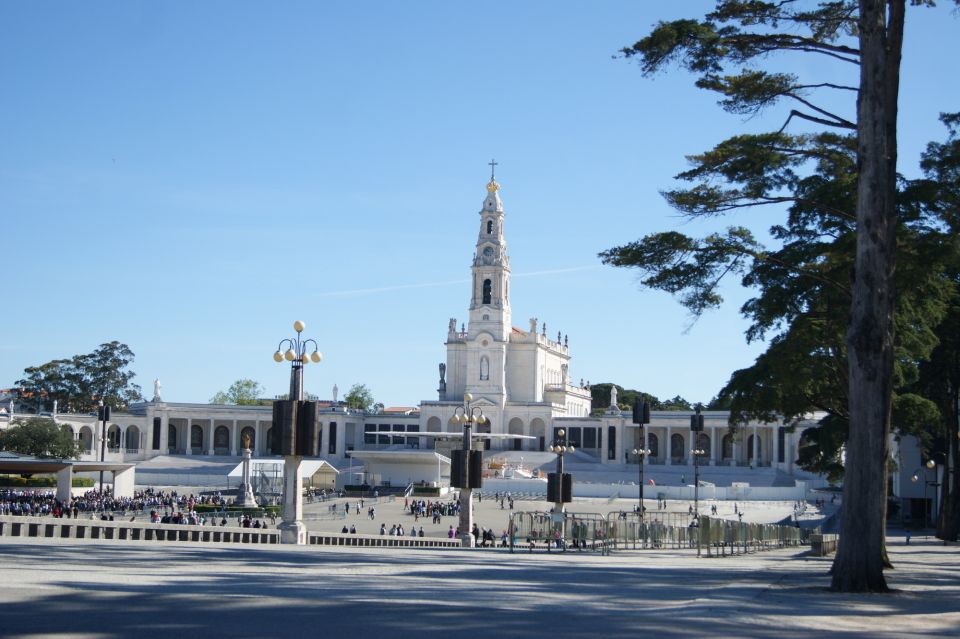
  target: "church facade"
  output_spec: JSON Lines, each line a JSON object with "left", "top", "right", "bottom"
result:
{"left": 14, "top": 174, "right": 813, "bottom": 477}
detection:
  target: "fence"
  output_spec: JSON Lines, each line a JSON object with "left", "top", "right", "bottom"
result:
{"left": 0, "top": 514, "right": 279, "bottom": 545}
{"left": 308, "top": 531, "right": 461, "bottom": 548}
{"left": 508, "top": 511, "right": 608, "bottom": 552}
{"left": 604, "top": 511, "right": 699, "bottom": 551}
{"left": 697, "top": 515, "right": 803, "bottom": 557}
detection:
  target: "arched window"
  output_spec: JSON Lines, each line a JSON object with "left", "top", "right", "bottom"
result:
{"left": 125, "top": 426, "right": 140, "bottom": 450}
{"left": 482, "top": 279, "right": 492, "bottom": 305}
{"left": 671, "top": 433, "right": 685, "bottom": 460}
{"left": 214, "top": 426, "right": 229, "bottom": 449}
{"left": 190, "top": 424, "right": 203, "bottom": 449}
{"left": 648, "top": 433, "right": 659, "bottom": 458}
{"left": 487, "top": 220, "right": 493, "bottom": 234}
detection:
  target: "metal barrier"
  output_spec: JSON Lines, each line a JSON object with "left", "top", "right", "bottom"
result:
{"left": 0, "top": 514, "right": 280, "bottom": 544}
{"left": 697, "top": 515, "right": 802, "bottom": 557}
{"left": 604, "top": 511, "right": 698, "bottom": 552}
{"left": 308, "top": 532, "right": 461, "bottom": 548}
{"left": 508, "top": 511, "right": 608, "bottom": 552}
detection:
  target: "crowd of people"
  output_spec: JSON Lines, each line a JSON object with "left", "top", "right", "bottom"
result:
{"left": 404, "top": 497, "right": 462, "bottom": 523}
{"left": 0, "top": 487, "right": 257, "bottom": 528}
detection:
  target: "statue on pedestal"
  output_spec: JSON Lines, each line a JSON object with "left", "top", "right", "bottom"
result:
{"left": 236, "top": 434, "right": 257, "bottom": 508}
{"left": 332, "top": 384, "right": 339, "bottom": 404}
{"left": 152, "top": 378, "right": 162, "bottom": 402}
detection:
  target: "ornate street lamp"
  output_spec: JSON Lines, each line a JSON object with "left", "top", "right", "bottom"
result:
{"left": 690, "top": 405, "right": 706, "bottom": 518}
{"left": 451, "top": 393, "right": 487, "bottom": 547}
{"left": 632, "top": 446, "right": 652, "bottom": 517}
{"left": 273, "top": 320, "right": 323, "bottom": 402}
{"left": 632, "top": 398, "right": 651, "bottom": 519}
{"left": 548, "top": 429, "right": 575, "bottom": 514}
{"left": 271, "top": 320, "right": 323, "bottom": 545}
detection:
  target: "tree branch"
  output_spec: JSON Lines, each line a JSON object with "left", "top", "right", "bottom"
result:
{"left": 779, "top": 109, "right": 857, "bottom": 133}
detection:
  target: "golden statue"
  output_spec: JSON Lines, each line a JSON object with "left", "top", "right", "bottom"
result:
{"left": 242, "top": 433, "right": 252, "bottom": 450}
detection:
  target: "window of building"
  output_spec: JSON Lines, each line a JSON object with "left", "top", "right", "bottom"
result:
{"left": 487, "top": 220, "right": 493, "bottom": 234}
{"left": 482, "top": 279, "right": 492, "bottom": 305}
{"left": 583, "top": 427, "right": 597, "bottom": 449}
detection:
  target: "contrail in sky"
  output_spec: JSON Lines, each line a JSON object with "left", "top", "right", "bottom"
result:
{"left": 312, "top": 265, "right": 601, "bottom": 298}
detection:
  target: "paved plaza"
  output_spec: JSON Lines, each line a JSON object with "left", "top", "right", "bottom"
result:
{"left": 0, "top": 534, "right": 957, "bottom": 638}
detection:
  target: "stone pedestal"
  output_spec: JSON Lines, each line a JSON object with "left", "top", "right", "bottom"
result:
{"left": 279, "top": 455, "right": 306, "bottom": 544}
{"left": 458, "top": 488, "right": 474, "bottom": 547}
{"left": 236, "top": 448, "right": 257, "bottom": 508}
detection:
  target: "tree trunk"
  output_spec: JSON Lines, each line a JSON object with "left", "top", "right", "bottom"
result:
{"left": 831, "top": 0, "right": 904, "bottom": 593}
{"left": 941, "top": 381, "right": 960, "bottom": 541}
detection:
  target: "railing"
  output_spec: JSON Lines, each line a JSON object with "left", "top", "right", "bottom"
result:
{"left": 308, "top": 531, "right": 461, "bottom": 548}
{"left": 0, "top": 514, "right": 280, "bottom": 545}
{"left": 697, "top": 515, "right": 802, "bottom": 557}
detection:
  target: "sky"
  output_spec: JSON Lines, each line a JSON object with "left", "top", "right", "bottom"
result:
{"left": 2, "top": 2, "right": 959, "bottom": 409}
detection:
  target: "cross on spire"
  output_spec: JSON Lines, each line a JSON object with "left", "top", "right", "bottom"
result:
{"left": 488, "top": 158, "right": 498, "bottom": 181}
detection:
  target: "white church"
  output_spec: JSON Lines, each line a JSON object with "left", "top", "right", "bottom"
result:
{"left": 4, "top": 173, "right": 819, "bottom": 487}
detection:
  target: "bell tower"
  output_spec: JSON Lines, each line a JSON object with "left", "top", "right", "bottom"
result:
{"left": 468, "top": 160, "right": 511, "bottom": 342}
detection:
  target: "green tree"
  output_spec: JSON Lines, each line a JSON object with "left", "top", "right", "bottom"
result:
{"left": 0, "top": 417, "right": 80, "bottom": 459}
{"left": 603, "top": 0, "right": 957, "bottom": 592}
{"left": 16, "top": 342, "right": 144, "bottom": 413}
{"left": 344, "top": 384, "right": 375, "bottom": 411}
{"left": 210, "top": 379, "right": 265, "bottom": 405}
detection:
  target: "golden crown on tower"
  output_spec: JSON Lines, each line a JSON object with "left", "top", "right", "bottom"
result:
{"left": 486, "top": 179, "right": 500, "bottom": 193}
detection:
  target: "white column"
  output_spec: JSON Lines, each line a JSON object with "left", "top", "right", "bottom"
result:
{"left": 184, "top": 421, "right": 192, "bottom": 455}
{"left": 665, "top": 427, "right": 672, "bottom": 466}
{"left": 160, "top": 413, "right": 169, "bottom": 453}
{"left": 752, "top": 425, "right": 758, "bottom": 467}
{"left": 206, "top": 419, "right": 215, "bottom": 456}
{"left": 279, "top": 455, "right": 306, "bottom": 544}
{"left": 710, "top": 427, "right": 718, "bottom": 466}
{"left": 254, "top": 419, "right": 262, "bottom": 455}
{"left": 229, "top": 421, "right": 237, "bottom": 456}
{"left": 773, "top": 425, "right": 780, "bottom": 469}
{"left": 732, "top": 436, "right": 739, "bottom": 467}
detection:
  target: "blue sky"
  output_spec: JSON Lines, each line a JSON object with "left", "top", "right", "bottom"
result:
{"left": 2, "top": 2, "right": 958, "bottom": 408}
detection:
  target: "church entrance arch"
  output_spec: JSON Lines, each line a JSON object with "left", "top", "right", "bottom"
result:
{"left": 214, "top": 426, "right": 230, "bottom": 454}
{"left": 78, "top": 426, "right": 93, "bottom": 453}
{"left": 508, "top": 417, "right": 524, "bottom": 451}
{"left": 670, "top": 433, "right": 685, "bottom": 463}
{"left": 190, "top": 424, "right": 203, "bottom": 453}
{"left": 530, "top": 418, "right": 546, "bottom": 451}
{"left": 425, "top": 417, "right": 441, "bottom": 449}
{"left": 125, "top": 426, "right": 140, "bottom": 451}
{"left": 107, "top": 425, "right": 121, "bottom": 450}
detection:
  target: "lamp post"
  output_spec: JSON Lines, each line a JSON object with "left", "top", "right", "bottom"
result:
{"left": 631, "top": 399, "right": 651, "bottom": 519}
{"left": 689, "top": 405, "right": 705, "bottom": 517}
{"left": 97, "top": 400, "right": 110, "bottom": 494}
{"left": 272, "top": 320, "right": 322, "bottom": 544}
{"left": 548, "top": 429, "right": 575, "bottom": 514}
{"left": 451, "top": 392, "right": 487, "bottom": 548}
{"left": 632, "top": 446, "right": 651, "bottom": 518}
{"left": 910, "top": 459, "right": 937, "bottom": 531}
{"left": 691, "top": 441, "right": 706, "bottom": 517}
